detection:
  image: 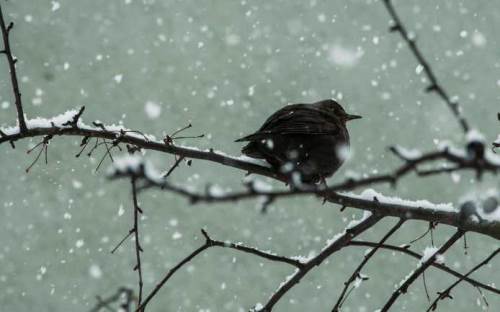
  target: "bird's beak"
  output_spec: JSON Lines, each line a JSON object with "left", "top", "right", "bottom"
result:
{"left": 346, "top": 114, "right": 362, "bottom": 121}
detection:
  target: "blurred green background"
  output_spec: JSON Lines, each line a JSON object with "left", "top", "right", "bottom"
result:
{"left": 0, "top": 0, "right": 499, "bottom": 311}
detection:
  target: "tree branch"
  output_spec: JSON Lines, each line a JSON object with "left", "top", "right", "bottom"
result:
{"left": 0, "top": 4, "right": 27, "bottom": 133}
{"left": 89, "top": 287, "right": 134, "bottom": 312}
{"left": 380, "top": 230, "right": 465, "bottom": 311}
{"left": 332, "top": 218, "right": 405, "bottom": 311}
{"left": 382, "top": 0, "right": 470, "bottom": 133}
{"left": 138, "top": 229, "right": 304, "bottom": 311}
{"left": 426, "top": 247, "right": 500, "bottom": 311}
{"left": 348, "top": 240, "right": 500, "bottom": 295}
{"left": 131, "top": 177, "right": 144, "bottom": 309}
{"left": 108, "top": 159, "right": 500, "bottom": 240}
{"left": 254, "top": 213, "right": 382, "bottom": 311}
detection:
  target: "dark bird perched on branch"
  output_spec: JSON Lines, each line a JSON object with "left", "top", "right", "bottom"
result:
{"left": 236, "top": 99, "right": 361, "bottom": 184}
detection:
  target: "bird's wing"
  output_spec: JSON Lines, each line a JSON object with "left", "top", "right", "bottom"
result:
{"left": 235, "top": 104, "right": 339, "bottom": 142}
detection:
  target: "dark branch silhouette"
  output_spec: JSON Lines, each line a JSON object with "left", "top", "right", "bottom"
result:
{"left": 380, "top": 230, "right": 465, "bottom": 311}
{"left": 0, "top": 3, "right": 497, "bottom": 312}
{"left": 332, "top": 219, "right": 405, "bottom": 311}
{"left": 131, "top": 177, "right": 144, "bottom": 309}
{"left": 0, "top": 3, "right": 27, "bottom": 133}
{"left": 89, "top": 287, "right": 134, "bottom": 312}
{"left": 382, "top": 0, "right": 470, "bottom": 133}
{"left": 255, "top": 214, "right": 382, "bottom": 312}
{"left": 426, "top": 248, "right": 500, "bottom": 311}
{"left": 348, "top": 240, "right": 500, "bottom": 295}
{"left": 108, "top": 160, "right": 500, "bottom": 240}
{"left": 138, "top": 229, "right": 305, "bottom": 311}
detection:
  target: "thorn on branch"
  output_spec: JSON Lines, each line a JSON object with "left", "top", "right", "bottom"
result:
{"left": 75, "top": 136, "right": 90, "bottom": 157}
{"left": 260, "top": 195, "right": 274, "bottom": 214}
{"left": 62, "top": 106, "right": 85, "bottom": 128}
{"left": 200, "top": 228, "right": 211, "bottom": 242}
{"left": 163, "top": 156, "right": 185, "bottom": 178}
{"left": 425, "top": 84, "right": 439, "bottom": 93}
{"left": 25, "top": 135, "right": 52, "bottom": 173}
{"left": 126, "top": 144, "right": 141, "bottom": 154}
{"left": 92, "top": 121, "right": 106, "bottom": 130}
{"left": 164, "top": 123, "right": 205, "bottom": 145}
{"left": 389, "top": 25, "right": 400, "bottom": 32}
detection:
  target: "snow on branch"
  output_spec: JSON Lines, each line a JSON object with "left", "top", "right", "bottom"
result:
{"left": 380, "top": 230, "right": 465, "bottom": 311}
{"left": 0, "top": 2, "right": 499, "bottom": 311}
{"left": 107, "top": 155, "right": 500, "bottom": 239}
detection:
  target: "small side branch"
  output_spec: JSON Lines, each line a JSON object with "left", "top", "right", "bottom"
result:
{"left": 426, "top": 248, "right": 500, "bottom": 311}
{"left": 255, "top": 214, "right": 382, "bottom": 312}
{"left": 381, "top": 0, "right": 469, "bottom": 133}
{"left": 138, "top": 229, "right": 303, "bottom": 311}
{"left": 348, "top": 241, "right": 500, "bottom": 296}
{"left": 332, "top": 218, "right": 405, "bottom": 311}
{"left": 131, "top": 177, "right": 144, "bottom": 309}
{"left": 380, "top": 230, "right": 465, "bottom": 311}
{"left": 89, "top": 287, "right": 134, "bottom": 312}
{"left": 0, "top": 4, "right": 27, "bottom": 133}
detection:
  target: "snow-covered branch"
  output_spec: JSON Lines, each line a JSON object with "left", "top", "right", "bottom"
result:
{"left": 107, "top": 156, "right": 500, "bottom": 240}
{"left": 380, "top": 230, "right": 465, "bottom": 311}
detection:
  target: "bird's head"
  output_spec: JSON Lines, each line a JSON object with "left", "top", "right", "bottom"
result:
{"left": 314, "top": 99, "right": 362, "bottom": 123}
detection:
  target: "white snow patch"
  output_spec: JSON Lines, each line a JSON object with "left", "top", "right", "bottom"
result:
{"left": 472, "top": 31, "right": 486, "bottom": 47}
{"left": 420, "top": 246, "right": 445, "bottom": 265}
{"left": 328, "top": 44, "right": 364, "bottom": 67}
{"left": 392, "top": 146, "right": 422, "bottom": 160}
{"left": 208, "top": 184, "right": 225, "bottom": 197}
{"left": 72, "top": 180, "right": 82, "bottom": 189}
{"left": 226, "top": 33, "right": 240, "bottom": 46}
{"left": 113, "top": 74, "right": 123, "bottom": 84}
{"left": 347, "top": 210, "right": 373, "bottom": 228}
{"left": 108, "top": 154, "right": 163, "bottom": 182}
{"left": 144, "top": 101, "right": 161, "bottom": 119}
{"left": 89, "top": 264, "right": 102, "bottom": 279}
{"left": 344, "top": 189, "right": 456, "bottom": 213}
{"left": 466, "top": 129, "right": 485, "bottom": 143}
{"left": 172, "top": 232, "right": 182, "bottom": 240}
{"left": 51, "top": 1, "right": 61, "bottom": 11}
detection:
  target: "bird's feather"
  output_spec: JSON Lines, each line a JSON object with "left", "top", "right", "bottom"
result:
{"left": 235, "top": 104, "right": 339, "bottom": 142}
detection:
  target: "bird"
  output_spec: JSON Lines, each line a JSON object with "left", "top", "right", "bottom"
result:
{"left": 235, "top": 99, "right": 361, "bottom": 185}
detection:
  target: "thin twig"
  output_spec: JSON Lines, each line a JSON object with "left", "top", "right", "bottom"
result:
{"left": 348, "top": 240, "right": 500, "bottom": 295}
{"left": 110, "top": 229, "right": 134, "bottom": 254}
{"left": 163, "top": 156, "right": 185, "bottom": 178}
{"left": 380, "top": 230, "right": 465, "bottom": 311}
{"left": 138, "top": 229, "right": 302, "bottom": 311}
{"left": 131, "top": 177, "right": 144, "bottom": 309}
{"left": 0, "top": 4, "right": 27, "bottom": 132}
{"left": 89, "top": 287, "right": 134, "bottom": 312}
{"left": 381, "top": 0, "right": 469, "bottom": 133}
{"left": 332, "top": 218, "right": 405, "bottom": 311}
{"left": 426, "top": 248, "right": 500, "bottom": 311}
{"left": 255, "top": 214, "right": 382, "bottom": 312}
{"left": 108, "top": 164, "right": 500, "bottom": 240}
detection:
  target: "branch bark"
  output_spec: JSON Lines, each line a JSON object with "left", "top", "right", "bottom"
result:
{"left": 255, "top": 214, "right": 382, "bottom": 311}
{"left": 382, "top": 0, "right": 470, "bottom": 133}
{"left": 380, "top": 230, "right": 465, "bottom": 311}
{"left": 0, "top": 4, "right": 27, "bottom": 133}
